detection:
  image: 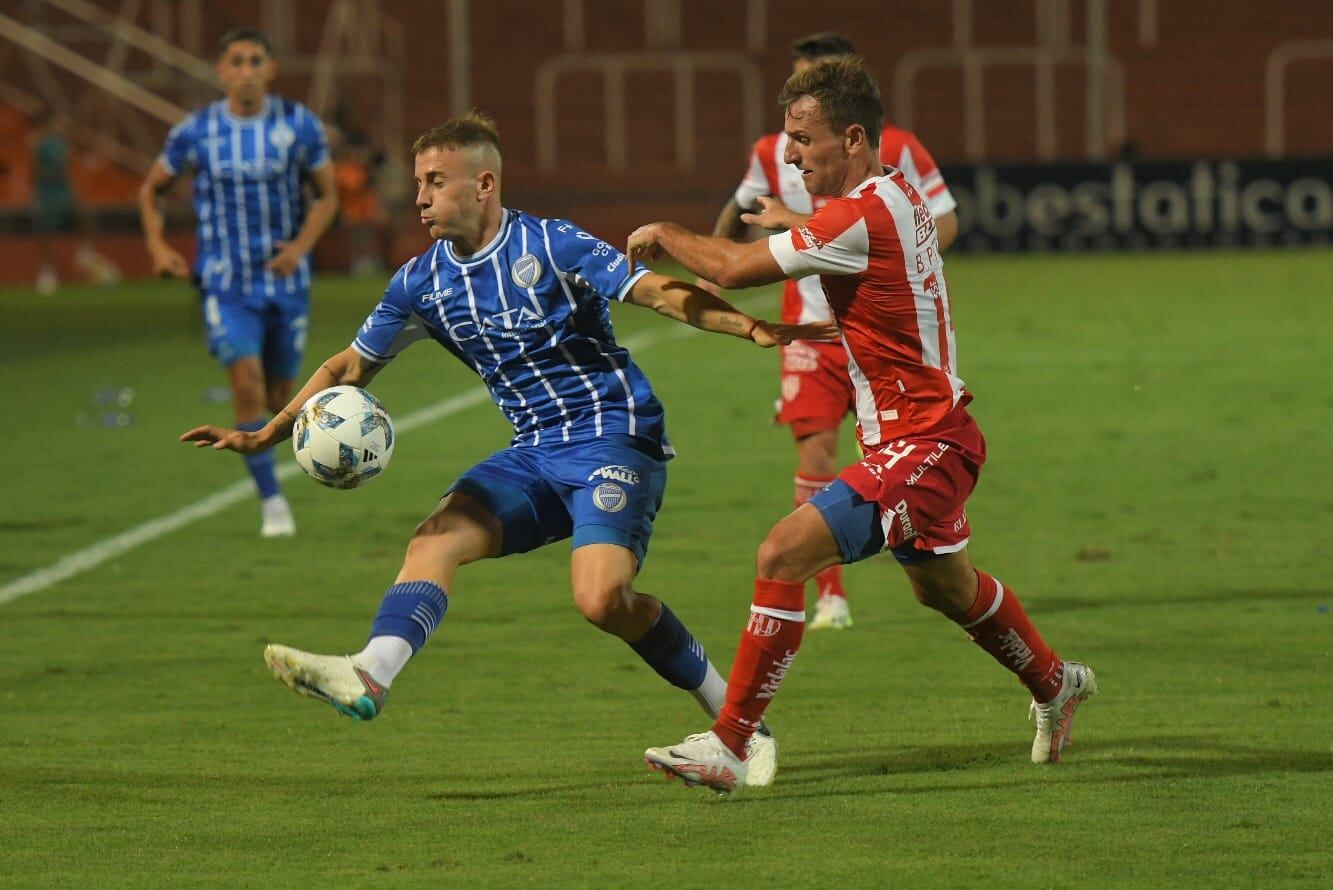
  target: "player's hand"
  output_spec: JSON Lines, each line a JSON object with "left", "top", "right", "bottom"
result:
{"left": 740, "top": 196, "right": 809, "bottom": 232}
{"left": 149, "top": 243, "right": 190, "bottom": 279}
{"left": 693, "top": 276, "right": 722, "bottom": 297}
{"left": 749, "top": 319, "right": 840, "bottom": 347}
{"left": 265, "top": 241, "right": 305, "bottom": 277}
{"left": 626, "top": 224, "right": 663, "bottom": 269}
{"left": 180, "top": 424, "right": 270, "bottom": 454}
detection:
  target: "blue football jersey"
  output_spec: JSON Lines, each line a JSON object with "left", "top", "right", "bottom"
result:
{"left": 352, "top": 210, "right": 672, "bottom": 452}
{"left": 159, "top": 96, "right": 330, "bottom": 302}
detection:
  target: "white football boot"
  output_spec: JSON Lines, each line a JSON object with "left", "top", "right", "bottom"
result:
{"left": 809, "top": 594, "right": 853, "bottom": 630}
{"left": 644, "top": 731, "right": 747, "bottom": 795}
{"left": 1029, "top": 661, "right": 1098, "bottom": 763}
{"left": 744, "top": 727, "right": 778, "bottom": 787}
{"left": 260, "top": 495, "right": 296, "bottom": 537}
{"left": 263, "top": 644, "right": 388, "bottom": 721}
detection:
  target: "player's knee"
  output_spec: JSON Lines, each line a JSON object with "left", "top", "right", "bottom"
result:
{"left": 756, "top": 529, "right": 804, "bottom": 582}
{"left": 909, "top": 574, "right": 974, "bottom": 615}
{"left": 571, "top": 581, "right": 632, "bottom": 629}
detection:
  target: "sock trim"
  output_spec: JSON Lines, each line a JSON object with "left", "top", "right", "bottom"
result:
{"left": 961, "top": 575, "right": 1004, "bottom": 629}
{"left": 751, "top": 605, "right": 806, "bottom": 622}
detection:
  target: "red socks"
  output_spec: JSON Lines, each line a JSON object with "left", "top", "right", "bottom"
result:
{"left": 795, "top": 474, "right": 846, "bottom": 601}
{"left": 712, "top": 578, "right": 806, "bottom": 757}
{"left": 955, "top": 570, "right": 1063, "bottom": 701}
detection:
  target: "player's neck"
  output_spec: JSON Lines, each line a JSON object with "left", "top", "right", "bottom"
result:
{"left": 227, "top": 95, "right": 267, "bottom": 119}
{"left": 449, "top": 203, "right": 504, "bottom": 257}
{"left": 838, "top": 160, "right": 886, "bottom": 197}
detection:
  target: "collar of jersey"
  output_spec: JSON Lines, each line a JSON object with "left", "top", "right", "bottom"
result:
{"left": 441, "top": 209, "right": 515, "bottom": 267}
{"left": 846, "top": 171, "right": 890, "bottom": 199}
{"left": 220, "top": 96, "right": 272, "bottom": 127}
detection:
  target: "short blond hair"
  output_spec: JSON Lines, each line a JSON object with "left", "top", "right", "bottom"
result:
{"left": 411, "top": 110, "right": 501, "bottom": 157}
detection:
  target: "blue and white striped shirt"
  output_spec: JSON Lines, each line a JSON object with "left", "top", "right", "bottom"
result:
{"left": 353, "top": 210, "right": 671, "bottom": 452}
{"left": 159, "top": 95, "right": 330, "bottom": 303}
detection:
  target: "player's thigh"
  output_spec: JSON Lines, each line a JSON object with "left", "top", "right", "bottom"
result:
{"left": 406, "top": 491, "right": 504, "bottom": 562}
{"left": 568, "top": 543, "right": 640, "bottom": 624}
{"left": 445, "top": 447, "right": 572, "bottom": 558}
{"left": 551, "top": 436, "right": 668, "bottom": 571}
{"left": 201, "top": 293, "right": 264, "bottom": 370}
{"left": 261, "top": 297, "right": 310, "bottom": 384}
{"left": 755, "top": 503, "right": 844, "bottom": 583}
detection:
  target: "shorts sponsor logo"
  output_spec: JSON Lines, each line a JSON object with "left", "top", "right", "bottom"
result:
{"left": 781, "top": 341, "right": 820, "bottom": 372}
{"left": 593, "top": 482, "right": 628, "bottom": 512}
{"left": 953, "top": 511, "right": 968, "bottom": 533}
{"left": 894, "top": 499, "right": 918, "bottom": 540}
{"left": 905, "top": 442, "right": 951, "bottom": 487}
{"left": 588, "top": 465, "right": 640, "bottom": 486}
{"left": 781, "top": 374, "right": 801, "bottom": 403}
{"left": 510, "top": 253, "right": 543, "bottom": 289}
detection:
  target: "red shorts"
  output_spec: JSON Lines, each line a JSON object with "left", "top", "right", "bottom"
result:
{"left": 775, "top": 340, "right": 854, "bottom": 439}
{"left": 810, "top": 407, "right": 987, "bottom": 563}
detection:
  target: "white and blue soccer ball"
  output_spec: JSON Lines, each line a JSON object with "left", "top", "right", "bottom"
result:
{"left": 291, "top": 385, "right": 395, "bottom": 489}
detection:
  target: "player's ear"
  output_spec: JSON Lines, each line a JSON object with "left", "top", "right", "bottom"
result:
{"left": 844, "top": 124, "right": 868, "bottom": 155}
{"left": 476, "top": 170, "right": 496, "bottom": 201}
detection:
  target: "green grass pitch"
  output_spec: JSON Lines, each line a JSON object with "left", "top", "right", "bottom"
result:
{"left": 1, "top": 250, "right": 1330, "bottom": 886}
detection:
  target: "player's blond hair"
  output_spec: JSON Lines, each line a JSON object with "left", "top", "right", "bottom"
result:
{"left": 411, "top": 111, "right": 502, "bottom": 158}
{"left": 778, "top": 55, "right": 884, "bottom": 150}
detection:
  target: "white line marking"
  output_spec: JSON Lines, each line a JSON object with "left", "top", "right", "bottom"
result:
{"left": 0, "top": 312, "right": 737, "bottom": 606}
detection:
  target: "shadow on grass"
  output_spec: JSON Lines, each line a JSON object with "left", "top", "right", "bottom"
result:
{"left": 1035, "top": 588, "right": 1328, "bottom": 613}
{"left": 744, "top": 735, "right": 1333, "bottom": 803}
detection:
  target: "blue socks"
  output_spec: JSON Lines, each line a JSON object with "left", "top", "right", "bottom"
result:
{"left": 369, "top": 581, "right": 449, "bottom": 653}
{"left": 628, "top": 603, "right": 708, "bottom": 690}
{"left": 237, "top": 419, "right": 280, "bottom": 499}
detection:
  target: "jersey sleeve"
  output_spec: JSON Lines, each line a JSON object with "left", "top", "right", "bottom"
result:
{"left": 159, "top": 115, "right": 199, "bottom": 176}
{"left": 902, "top": 133, "right": 957, "bottom": 218}
{"left": 732, "top": 137, "right": 774, "bottom": 210}
{"left": 766, "top": 199, "right": 870, "bottom": 279}
{"left": 544, "top": 219, "right": 649, "bottom": 302}
{"left": 295, "top": 104, "right": 332, "bottom": 171}
{"left": 351, "top": 260, "right": 429, "bottom": 362}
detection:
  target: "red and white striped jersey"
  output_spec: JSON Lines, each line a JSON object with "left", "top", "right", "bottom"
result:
{"left": 766, "top": 169, "right": 967, "bottom": 446}
{"left": 733, "top": 125, "right": 956, "bottom": 325}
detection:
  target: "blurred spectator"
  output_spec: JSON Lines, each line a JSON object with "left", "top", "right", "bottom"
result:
{"left": 333, "top": 132, "right": 387, "bottom": 274}
{"left": 30, "top": 108, "right": 119, "bottom": 294}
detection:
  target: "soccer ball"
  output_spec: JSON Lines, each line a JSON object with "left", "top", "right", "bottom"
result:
{"left": 291, "top": 385, "right": 395, "bottom": 489}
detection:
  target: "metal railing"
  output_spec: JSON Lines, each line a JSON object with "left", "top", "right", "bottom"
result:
{"left": 1264, "top": 40, "right": 1333, "bottom": 157}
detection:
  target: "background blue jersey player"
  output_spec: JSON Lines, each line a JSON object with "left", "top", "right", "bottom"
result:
{"left": 182, "top": 112, "right": 834, "bottom": 788}
{"left": 140, "top": 28, "right": 339, "bottom": 537}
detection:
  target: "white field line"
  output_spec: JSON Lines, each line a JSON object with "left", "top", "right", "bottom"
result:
{"left": 0, "top": 317, "right": 715, "bottom": 607}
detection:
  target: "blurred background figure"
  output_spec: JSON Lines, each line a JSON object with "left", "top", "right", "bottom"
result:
{"left": 330, "top": 112, "right": 388, "bottom": 275}
{"left": 29, "top": 107, "right": 120, "bottom": 295}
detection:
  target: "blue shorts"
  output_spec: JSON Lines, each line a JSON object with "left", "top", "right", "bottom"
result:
{"left": 810, "top": 480, "right": 950, "bottom": 565}
{"left": 200, "top": 291, "right": 309, "bottom": 380}
{"left": 448, "top": 435, "right": 668, "bottom": 567}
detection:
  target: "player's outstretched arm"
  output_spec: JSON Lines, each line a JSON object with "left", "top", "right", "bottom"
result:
{"left": 180, "top": 346, "right": 386, "bottom": 453}
{"left": 628, "top": 222, "right": 786, "bottom": 291}
{"left": 624, "top": 273, "right": 837, "bottom": 348}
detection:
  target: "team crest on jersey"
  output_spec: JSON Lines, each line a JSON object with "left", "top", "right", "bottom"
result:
{"left": 268, "top": 121, "right": 296, "bottom": 151}
{"left": 510, "top": 253, "right": 543, "bottom": 288}
{"left": 593, "top": 482, "right": 628, "bottom": 513}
